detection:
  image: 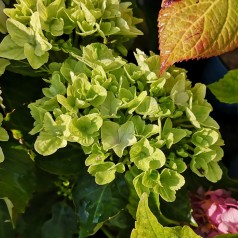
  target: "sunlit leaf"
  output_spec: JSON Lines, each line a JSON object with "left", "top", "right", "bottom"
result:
{"left": 0, "top": 58, "right": 10, "bottom": 76}
{"left": 131, "top": 193, "right": 201, "bottom": 238}
{"left": 158, "top": 0, "right": 238, "bottom": 73}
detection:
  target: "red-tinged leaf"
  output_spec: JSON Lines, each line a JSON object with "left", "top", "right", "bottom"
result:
{"left": 158, "top": 0, "right": 238, "bottom": 74}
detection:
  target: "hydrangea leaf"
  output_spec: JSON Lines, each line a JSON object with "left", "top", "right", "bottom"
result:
{"left": 133, "top": 173, "right": 150, "bottom": 198}
{"left": 28, "top": 104, "right": 47, "bottom": 135}
{"left": 162, "top": 118, "right": 189, "bottom": 148}
{"left": 132, "top": 116, "right": 160, "bottom": 138}
{"left": 24, "top": 43, "right": 49, "bottom": 69}
{"left": 88, "top": 162, "right": 125, "bottom": 185}
{"left": 131, "top": 193, "right": 161, "bottom": 238}
{"left": 0, "top": 58, "right": 10, "bottom": 76}
{"left": 81, "top": 43, "right": 126, "bottom": 71}
{"left": 35, "top": 146, "right": 85, "bottom": 176}
{"left": 35, "top": 131, "right": 67, "bottom": 156}
{"left": 0, "top": 147, "right": 4, "bottom": 163}
{"left": 41, "top": 202, "right": 77, "bottom": 238}
{"left": 131, "top": 193, "right": 201, "bottom": 238}
{"left": 208, "top": 69, "right": 238, "bottom": 104}
{"left": 192, "top": 128, "right": 219, "bottom": 148}
{"left": 142, "top": 170, "right": 160, "bottom": 189}
{"left": 0, "top": 127, "right": 9, "bottom": 141}
{"left": 68, "top": 113, "right": 103, "bottom": 146}
{"left": 86, "top": 84, "right": 107, "bottom": 107}
{"left": 73, "top": 172, "right": 128, "bottom": 237}
{"left": 0, "top": 199, "right": 14, "bottom": 237}
{"left": 190, "top": 148, "right": 220, "bottom": 179}
{"left": 155, "top": 169, "right": 185, "bottom": 202}
{"left": 158, "top": 0, "right": 238, "bottom": 73}
{"left": 135, "top": 96, "right": 159, "bottom": 117}
{"left": 192, "top": 104, "right": 212, "bottom": 123}
{"left": 0, "top": 35, "right": 25, "bottom": 60}
{"left": 101, "top": 121, "right": 137, "bottom": 157}
{"left": 205, "top": 161, "right": 222, "bottom": 182}
{"left": 100, "top": 91, "right": 122, "bottom": 116}
{"left": 42, "top": 73, "right": 66, "bottom": 98}
{"left": 0, "top": 0, "right": 7, "bottom": 34}
{"left": 0, "top": 142, "right": 36, "bottom": 213}
{"left": 34, "top": 113, "right": 71, "bottom": 156}
{"left": 130, "top": 138, "right": 166, "bottom": 171}
{"left": 6, "top": 18, "right": 34, "bottom": 47}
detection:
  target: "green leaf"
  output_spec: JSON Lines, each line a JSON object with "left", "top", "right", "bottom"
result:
{"left": 155, "top": 169, "right": 185, "bottom": 202}
{"left": 68, "top": 113, "right": 103, "bottom": 146}
{"left": 0, "top": 147, "right": 4, "bottom": 162}
{"left": 35, "top": 145, "right": 85, "bottom": 175}
{"left": 208, "top": 69, "right": 238, "bottom": 103}
{"left": 0, "top": 58, "right": 10, "bottom": 76}
{"left": 131, "top": 193, "right": 201, "bottom": 238}
{"left": 101, "top": 121, "right": 137, "bottom": 157}
{"left": 81, "top": 43, "right": 126, "bottom": 71}
{"left": 41, "top": 202, "right": 77, "bottom": 238}
{"left": 131, "top": 193, "right": 163, "bottom": 238}
{"left": 42, "top": 73, "right": 66, "bottom": 98}
{"left": 206, "top": 161, "right": 223, "bottom": 182}
{"left": 72, "top": 172, "right": 128, "bottom": 237}
{"left": 35, "top": 131, "right": 67, "bottom": 156}
{"left": 162, "top": 118, "right": 189, "bottom": 148}
{"left": 160, "top": 187, "right": 193, "bottom": 224}
{"left": 158, "top": 0, "right": 238, "bottom": 73}
{"left": 0, "top": 0, "right": 7, "bottom": 34}
{"left": 6, "top": 18, "right": 34, "bottom": 47}
{"left": 0, "top": 200, "right": 14, "bottom": 238}
{"left": 24, "top": 43, "right": 49, "bottom": 69}
{"left": 34, "top": 113, "right": 70, "bottom": 156}
{"left": 192, "top": 128, "right": 219, "bottom": 148}
{"left": 130, "top": 138, "right": 166, "bottom": 171}
{"left": 0, "top": 142, "right": 36, "bottom": 213}
{"left": 88, "top": 162, "right": 125, "bottom": 185}
{"left": 0, "top": 35, "right": 25, "bottom": 60}
{"left": 0, "top": 127, "right": 9, "bottom": 141}
{"left": 100, "top": 91, "right": 122, "bottom": 116}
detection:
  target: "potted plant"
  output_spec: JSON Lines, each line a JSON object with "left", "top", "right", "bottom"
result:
{"left": 0, "top": 0, "right": 238, "bottom": 237}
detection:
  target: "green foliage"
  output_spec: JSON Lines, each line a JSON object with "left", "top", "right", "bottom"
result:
{"left": 0, "top": 0, "right": 235, "bottom": 237}
{"left": 0, "top": 90, "right": 8, "bottom": 162}
{"left": 0, "top": 0, "right": 142, "bottom": 70}
{"left": 72, "top": 172, "right": 129, "bottom": 237}
{"left": 0, "top": 142, "right": 36, "bottom": 214}
{"left": 41, "top": 202, "right": 78, "bottom": 238}
{"left": 131, "top": 193, "right": 201, "bottom": 238}
{"left": 208, "top": 69, "right": 238, "bottom": 104}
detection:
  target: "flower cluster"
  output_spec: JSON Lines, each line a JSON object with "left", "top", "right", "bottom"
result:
{"left": 0, "top": 0, "right": 143, "bottom": 69}
{"left": 190, "top": 188, "right": 238, "bottom": 237}
{"left": 28, "top": 43, "right": 224, "bottom": 203}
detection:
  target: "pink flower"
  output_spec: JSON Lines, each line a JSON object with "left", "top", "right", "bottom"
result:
{"left": 190, "top": 188, "right": 238, "bottom": 238}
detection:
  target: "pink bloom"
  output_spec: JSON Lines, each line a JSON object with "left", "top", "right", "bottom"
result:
{"left": 190, "top": 188, "right": 238, "bottom": 238}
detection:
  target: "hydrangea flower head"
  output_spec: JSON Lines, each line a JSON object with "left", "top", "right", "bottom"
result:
{"left": 190, "top": 188, "right": 238, "bottom": 237}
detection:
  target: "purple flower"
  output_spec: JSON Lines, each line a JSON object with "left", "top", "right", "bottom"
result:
{"left": 190, "top": 188, "right": 238, "bottom": 237}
